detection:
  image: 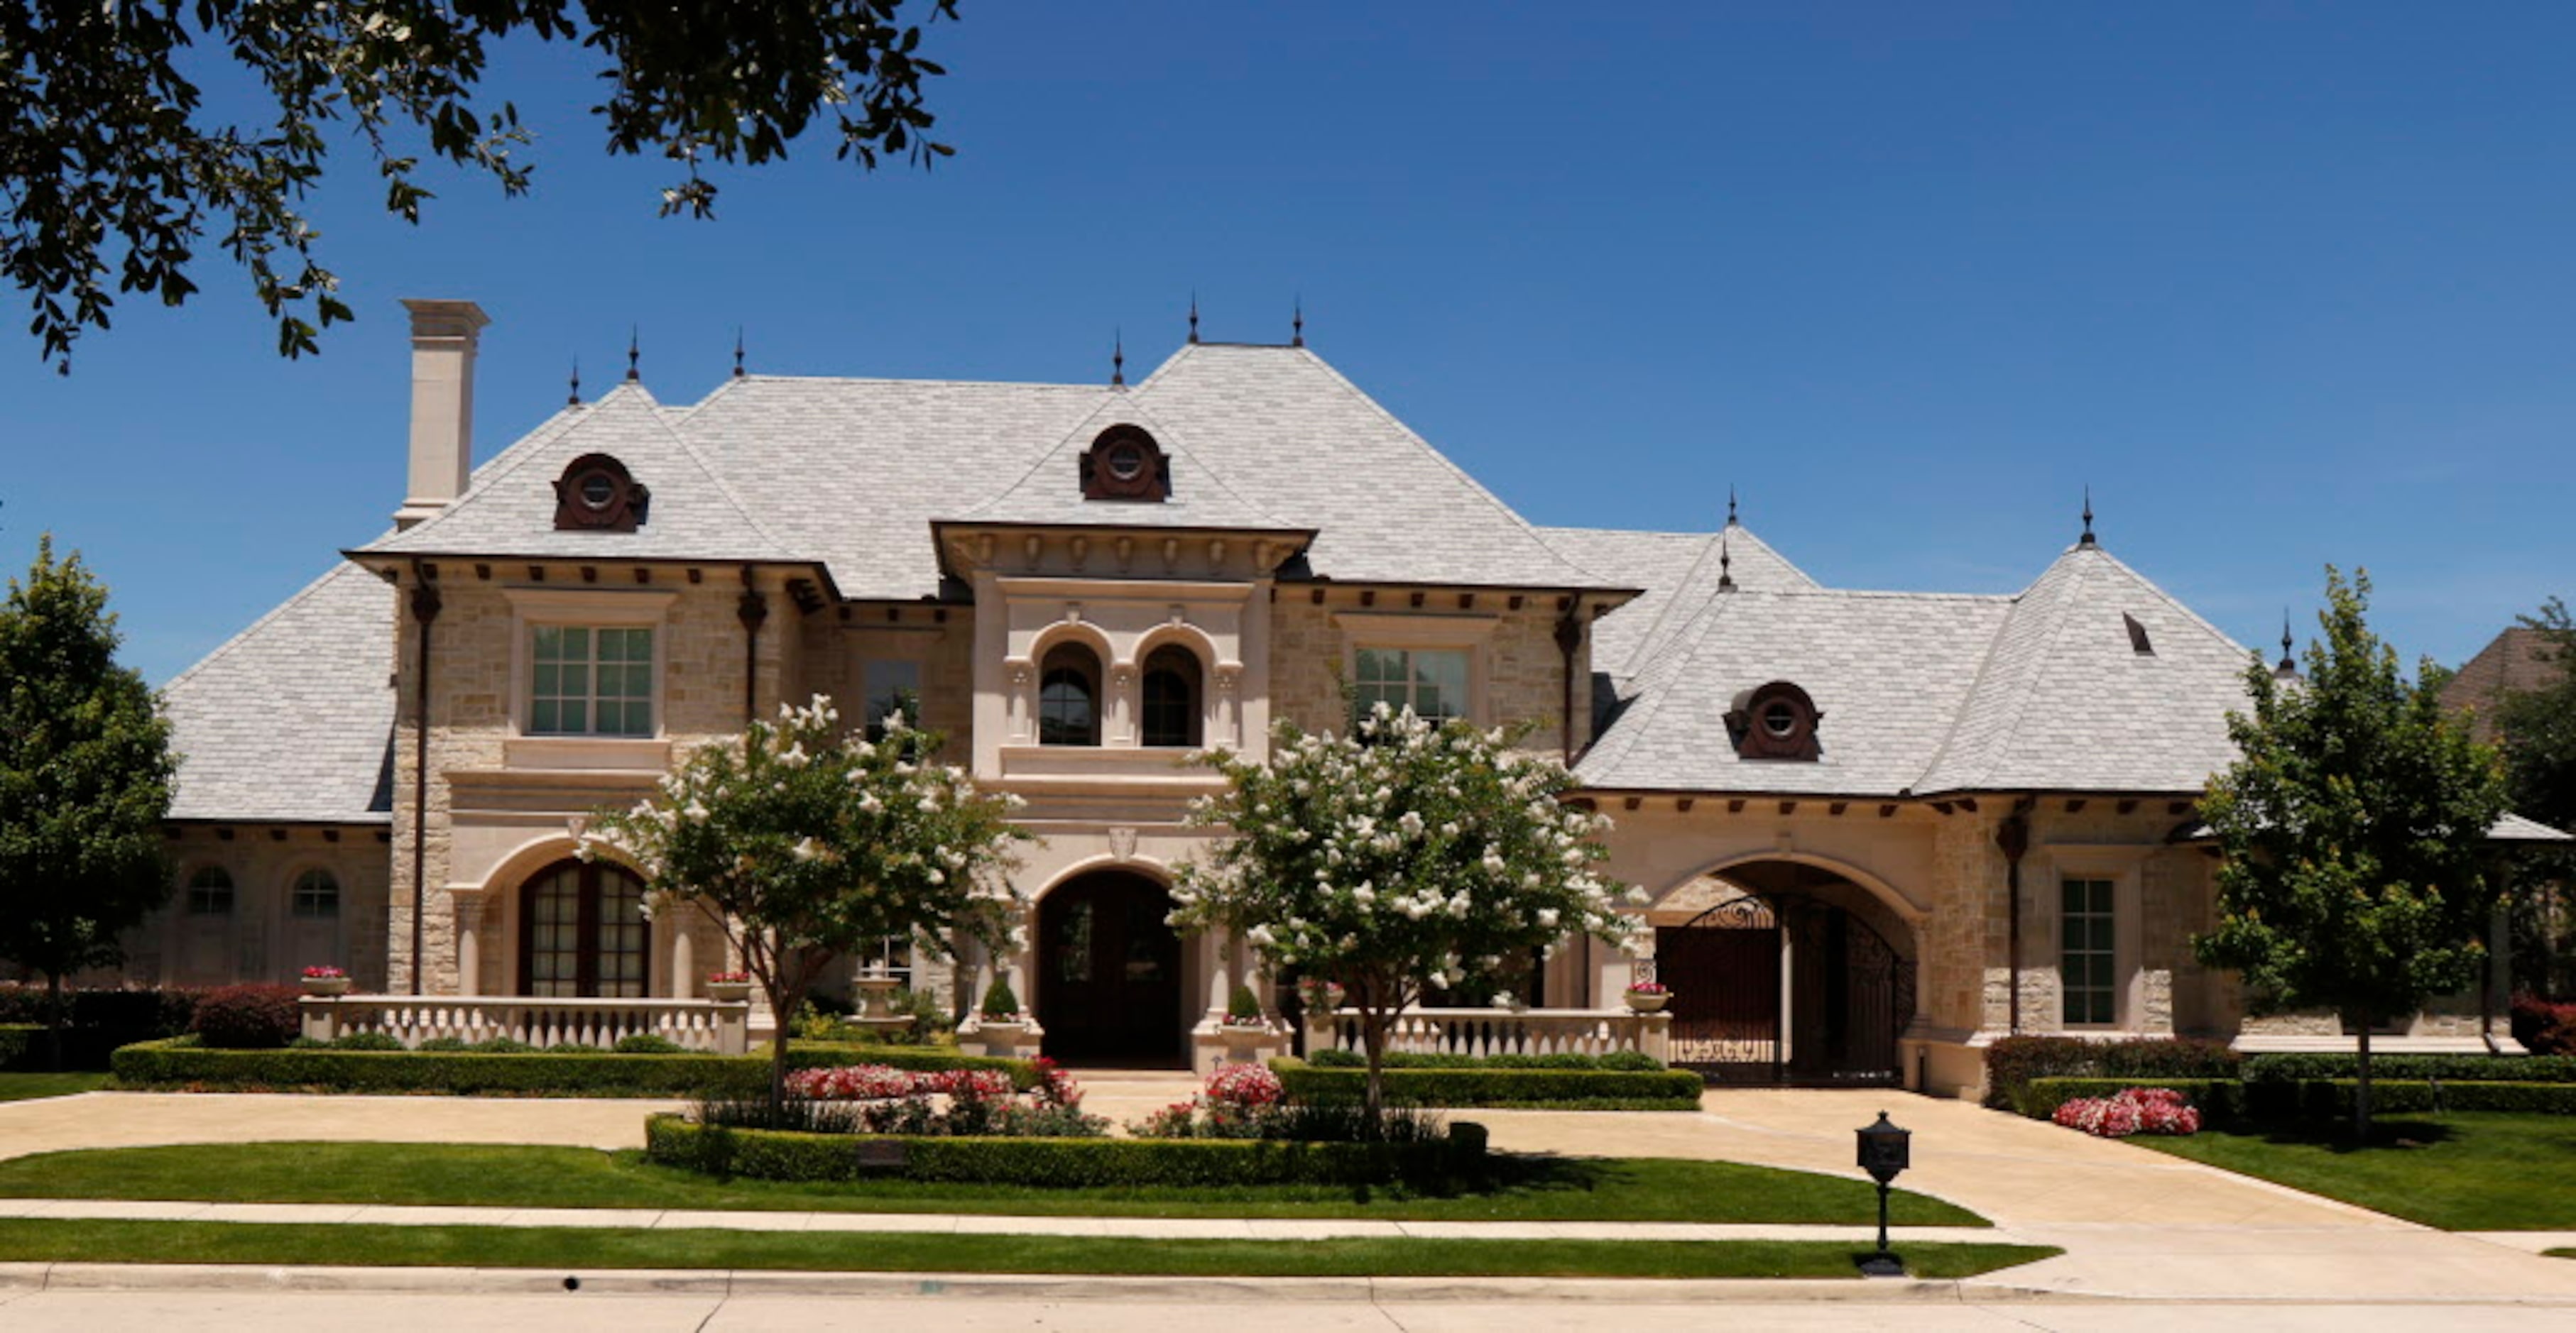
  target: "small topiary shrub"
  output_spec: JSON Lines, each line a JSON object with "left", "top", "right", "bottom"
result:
{"left": 613, "top": 1033, "right": 686, "bottom": 1055}
{"left": 329, "top": 1031, "right": 405, "bottom": 1051}
{"left": 980, "top": 977, "right": 1022, "bottom": 1019}
{"left": 190, "top": 984, "right": 304, "bottom": 1049}
{"left": 1227, "top": 984, "right": 1264, "bottom": 1024}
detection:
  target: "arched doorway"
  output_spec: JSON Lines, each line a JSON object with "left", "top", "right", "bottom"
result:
{"left": 1651, "top": 860, "right": 1916, "bottom": 1086}
{"left": 518, "top": 859, "right": 651, "bottom": 997}
{"left": 1037, "top": 870, "right": 1184, "bottom": 1065}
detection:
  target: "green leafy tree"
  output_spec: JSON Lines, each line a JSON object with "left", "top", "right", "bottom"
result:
{"left": 2194, "top": 568, "right": 2510, "bottom": 1140}
{"left": 2494, "top": 597, "right": 2576, "bottom": 996}
{"left": 0, "top": 537, "right": 178, "bottom": 1067}
{"left": 3, "top": 1, "right": 959, "bottom": 371}
{"left": 579, "top": 696, "right": 1026, "bottom": 1108}
{"left": 1173, "top": 704, "right": 1644, "bottom": 1126}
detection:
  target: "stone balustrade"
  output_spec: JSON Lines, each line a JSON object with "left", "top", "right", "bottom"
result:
{"left": 299, "top": 994, "right": 751, "bottom": 1055}
{"left": 1304, "top": 1006, "right": 1669, "bottom": 1063}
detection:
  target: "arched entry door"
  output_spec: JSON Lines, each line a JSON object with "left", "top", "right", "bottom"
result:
{"left": 1654, "top": 865, "right": 1914, "bottom": 1086}
{"left": 518, "top": 860, "right": 650, "bottom": 997}
{"left": 1038, "top": 871, "right": 1184, "bottom": 1065}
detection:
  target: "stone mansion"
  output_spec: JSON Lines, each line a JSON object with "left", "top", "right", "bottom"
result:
{"left": 136, "top": 300, "right": 2559, "bottom": 1095}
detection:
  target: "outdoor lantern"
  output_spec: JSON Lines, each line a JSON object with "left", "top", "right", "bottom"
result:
{"left": 1854, "top": 1111, "right": 1911, "bottom": 1277}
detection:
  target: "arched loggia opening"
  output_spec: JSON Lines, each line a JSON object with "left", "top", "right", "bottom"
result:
{"left": 1037, "top": 870, "right": 1184, "bottom": 1066}
{"left": 1647, "top": 860, "right": 1917, "bottom": 1085}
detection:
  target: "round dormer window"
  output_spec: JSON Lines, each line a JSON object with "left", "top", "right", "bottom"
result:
{"left": 1080, "top": 425, "right": 1169, "bottom": 501}
{"left": 1104, "top": 439, "right": 1149, "bottom": 483}
{"left": 1762, "top": 700, "right": 1799, "bottom": 739}
{"left": 1729, "top": 681, "right": 1822, "bottom": 761}
{"left": 577, "top": 472, "right": 618, "bottom": 510}
{"left": 552, "top": 452, "right": 649, "bottom": 532}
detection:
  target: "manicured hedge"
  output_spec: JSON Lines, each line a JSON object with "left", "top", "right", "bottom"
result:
{"left": 2241, "top": 1053, "right": 2576, "bottom": 1084}
{"left": 1981, "top": 1036, "right": 2242, "bottom": 1109}
{"left": 2020, "top": 1075, "right": 2576, "bottom": 1122}
{"left": 1303, "top": 1048, "right": 1664, "bottom": 1072}
{"left": 645, "top": 1113, "right": 1488, "bottom": 1187}
{"left": 0, "top": 1024, "right": 34, "bottom": 1068}
{"left": 0, "top": 985, "right": 202, "bottom": 1068}
{"left": 1270, "top": 1057, "right": 1703, "bottom": 1108}
{"left": 112, "top": 1038, "right": 1036, "bottom": 1097}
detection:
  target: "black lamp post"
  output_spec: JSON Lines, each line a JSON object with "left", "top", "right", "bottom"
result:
{"left": 1855, "top": 1110, "right": 1911, "bottom": 1278}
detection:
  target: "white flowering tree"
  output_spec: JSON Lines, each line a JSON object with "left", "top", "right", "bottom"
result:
{"left": 581, "top": 696, "right": 1030, "bottom": 1109}
{"left": 1173, "top": 703, "right": 1643, "bottom": 1124}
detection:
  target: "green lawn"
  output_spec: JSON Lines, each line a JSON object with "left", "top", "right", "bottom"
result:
{"left": 0, "top": 1072, "right": 109, "bottom": 1102}
{"left": 2136, "top": 1112, "right": 2576, "bottom": 1231}
{"left": 0, "top": 1141, "right": 1987, "bottom": 1227}
{"left": 0, "top": 1218, "right": 2051, "bottom": 1280}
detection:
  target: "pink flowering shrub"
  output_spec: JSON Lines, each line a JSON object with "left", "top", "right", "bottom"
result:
{"left": 1204, "top": 1062, "right": 1284, "bottom": 1110}
{"left": 2053, "top": 1086, "right": 2203, "bottom": 1139}
{"left": 1129, "top": 1063, "right": 1290, "bottom": 1139}
{"left": 773, "top": 1063, "right": 1101, "bottom": 1136}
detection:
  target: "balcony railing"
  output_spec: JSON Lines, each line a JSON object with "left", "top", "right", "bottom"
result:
{"left": 1304, "top": 1006, "right": 1669, "bottom": 1063}
{"left": 299, "top": 995, "right": 751, "bottom": 1055}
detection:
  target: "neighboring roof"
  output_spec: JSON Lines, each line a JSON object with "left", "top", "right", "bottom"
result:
{"left": 1581, "top": 542, "right": 2258, "bottom": 799}
{"left": 1544, "top": 522, "right": 1818, "bottom": 682}
{"left": 2442, "top": 626, "right": 2570, "bottom": 743}
{"left": 2172, "top": 811, "right": 2575, "bottom": 845}
{"left": 361, "top": 385, "right": 803, "bottom": 566}
{"left": 163, "top": 560, "right": 395, "bottom": 823}
{"left": 1914, "top": 544, "right": 2252, "bottom": 795}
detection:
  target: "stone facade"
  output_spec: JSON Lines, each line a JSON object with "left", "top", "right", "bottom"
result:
{"left": 138, "top": 825, "right": 393, "bottom": 989}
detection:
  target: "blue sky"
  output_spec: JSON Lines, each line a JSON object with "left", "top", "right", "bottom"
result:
{"left": 5, "top": 4, "right": 2570, "bottom": 686}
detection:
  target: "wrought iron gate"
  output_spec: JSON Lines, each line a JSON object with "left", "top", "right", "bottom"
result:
{"left": 1653, "top": 890, "right": 1914, "bottom": 1086}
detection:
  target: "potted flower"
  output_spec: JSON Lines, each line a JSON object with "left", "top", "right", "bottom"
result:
{"left": 1623, "top": 980, "right": 1670, "bottom": 1013}
{"left": 300, "top": 965, "right": 351, "bottom": 997}
{"left": 704, "top": 970, "right": 753, "bottom": 1003}
{"left": 1296, "top": 977, "right": 1346, "bottom": 1013}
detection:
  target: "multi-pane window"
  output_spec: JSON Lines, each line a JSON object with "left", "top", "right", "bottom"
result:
{"left": 530, "top": 626, "right": 654, "bottom": 737}
{"left": 863, "top": 659, "right": 923, "bottom": 741}
{"left": 1353, "top": 647, "right": 1469, "bottom": 723}
{"left": 1140, "top": 645, "right": 1202, "bottom": 748}
{"left": 1038, "top": 642, "right": 1101, "bottom": 746}
{"left": 185, "top": 866, "right": 234, "bottom": 915}
{"left": 523, "top": 862, "right": 649, "bottom": 999}
{"left": 2061, "top": 877, "right": 2117, "bottom": 1026}
{"left": 289, "top": 870, "right": 340, "bottom": 918}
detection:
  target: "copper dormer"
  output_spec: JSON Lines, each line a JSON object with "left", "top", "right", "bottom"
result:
{"left": 552, "top": 453, "right": 650, "bottom": 531}
{"left": 1079, "top": 424, "right": 1171, "bottom": 502}
{"left": 1728, "top": 680, "right": 1823, "bottom": 760}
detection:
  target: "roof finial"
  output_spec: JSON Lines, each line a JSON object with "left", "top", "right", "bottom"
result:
{"left": 1291, "top": 297, "right": 1304, "bottom": 348}
{"left": 2079, "top": 486, "right": 2095, "bottom": 546}
{"left": 1726, "top": 485, "right": 1739, "bottom": 528}
{"left": 625, "top": 327, "right": 640, "bottom": 383}
{"left": 732, "top": 327, "right": 746, "bottom": 379}
{"left": 2278, "top": 610, "right": 2297, "bottom": 674}
{"left": 1188, "top": 292, "right": 1200, "bottom": 345}
{"left": 1110, "top": 329, "right": 1125, "bottom": 388}
{"left": 1718, "top": 530, "right": 1736, "bottom": 592}
{"left": 567, "top": 358, "right": 581, "bottom": 407}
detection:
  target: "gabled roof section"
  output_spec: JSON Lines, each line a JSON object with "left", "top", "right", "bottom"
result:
{"left": 948, "top": 393, "right": 1304, "bottom": 533}
{"left": 1544, "top": 523, "right": 1818, "bottom": 682}
{"left": 1577, "top": 586, "right": 2012, "bottom": 796}
{"left": 1127, "top": 344, "right": 1613, "bottom": 589}
{"left": 359, "top": 384, "right": 800, "bottom": 564}
{"left": 163, "top": 561, "right": 395, "bottom": 823}
{"left": 1913, "top": 544, "right": 2253, "bottom": 795}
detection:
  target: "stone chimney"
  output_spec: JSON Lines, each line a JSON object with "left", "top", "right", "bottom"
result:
{"left": 393, "top": 299, "right": 491, "bottom": 531}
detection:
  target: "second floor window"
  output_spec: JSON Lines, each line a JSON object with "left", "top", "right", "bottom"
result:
{"left": 1039, "top": 642, "right": 1101, "bottom": 746}
{"left": 531, "top": 626, "right": 653, "bottom": 737}
{"left": 1140, "top": 644, "right": 1203, "bottom": 748}
{"left": 1354, "top": 647, "right": 1468, "bottom": 724}
{"left": 863, "top": 659, "right": 923, "bottom": 742}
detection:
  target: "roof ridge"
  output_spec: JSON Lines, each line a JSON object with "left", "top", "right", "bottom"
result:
{"left": 1926, "top": 549, "right": 2097, "bottom": 792}
{"left": 654, "top": 390, "right": 798, "bottom": 554}
{"left": 2071, "top": 542, "right": 2249, "bottom": 657}
{"left": 1582, "top": 578, "right": 1742, "bottom": 776}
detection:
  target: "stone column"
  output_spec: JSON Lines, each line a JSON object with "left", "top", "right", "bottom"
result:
{"left": 1205, "top": 932, "right": 1235, "bottom": 1021}
{"left": 454, "top": 894, "right": 482, "bottom": 997}
{"left": 670, "top": 924, "right": 696, "bottom": 1000}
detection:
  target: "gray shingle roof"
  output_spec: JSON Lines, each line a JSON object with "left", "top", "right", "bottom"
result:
{"left": 950, "top": 393, "right": 1307, "bottom": 534}
{"left": 1543, "top": 524, "right": 1816, "bottom": 682}
{"left": 163, "top": 560, "right": 394, "bottom": 823}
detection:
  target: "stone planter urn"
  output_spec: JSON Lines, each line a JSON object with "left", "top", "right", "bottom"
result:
{"left": 705, "top": 979, "right": 753, "bottom": 1004}
{"left": 1624, "top": 989, "right": 1669, "bottom": 1014}
{"left": 960, "top": 1016, "right": 1038, "bottom": 1060}
{"left": 300, "top": 975, "right": 351, "bottom": 997}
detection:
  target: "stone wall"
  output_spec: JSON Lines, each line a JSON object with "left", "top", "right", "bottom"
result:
{"left": 142, "top": 824, "right": 393, "bottom": 989}
{"left": 1267, "top": 592, "right": 1590, "bottom": 756}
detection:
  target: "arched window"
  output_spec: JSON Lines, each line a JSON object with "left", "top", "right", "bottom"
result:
{"left": 520, "top": 860, "right": 650, "bottom": 998}
{"left": 185, "top": 865, "right": 234, "bottom": 916}
{"left": 1140, "top": 644, "right": 1203, "bottom": 748}
{"left": 289, "top": 870, "right": 340, "bottom": 918}
{"left": 1038, "top": 642, "right": 1101, "bottom": 747}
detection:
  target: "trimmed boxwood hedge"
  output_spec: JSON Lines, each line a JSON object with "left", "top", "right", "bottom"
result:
{"left": 644, "top": 1113, "right": 1488, "bottom": 1187}
{"left": 2240, "top": 1053, "right": 2576, "bottom": 1084}
{"left": 2019, "top": 1075, "right": 2576, "bottom": 1122}
{"left": 111, "top": 1038, "right": 1036, "bottom": 1097}
{"left": 1304, "top": 1048, "right": 1664, "bottom": 1072}
{"left": 0, "top": 1024, "right": 35, "bottom": 1068}
{"left": 1270, "top": 1057, "right": 1703, "bottom": 1108}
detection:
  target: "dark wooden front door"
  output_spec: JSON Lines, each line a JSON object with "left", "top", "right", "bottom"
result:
{"left": 1038, "top": 872, "right": 1183, "bottom": 1065}
{"left": 518, "top": 860, "right": 650, "bottom": 998}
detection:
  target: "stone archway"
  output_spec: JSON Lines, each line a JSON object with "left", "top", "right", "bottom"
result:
{"left": 1649, "top": 860, "right": 1918, "bottom": 1085}
{"left": 1035, "top": 870, "right": 1185, "bottom": 1066}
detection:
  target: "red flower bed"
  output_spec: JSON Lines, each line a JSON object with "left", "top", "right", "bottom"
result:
{"left": 2053, "top": 1086, "right": 2203, "bottom": 1139}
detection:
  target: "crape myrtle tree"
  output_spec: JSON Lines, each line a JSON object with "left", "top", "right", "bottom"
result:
{"left": 1173, "top": 703, "right": 1645, "bottom": 1126}
{"left": 3, "top": 1, "right": 961, "bottom": 371}
{"left": 2194, "top": 569, "right": 2509, "bottom": 1141}
{"left": 579, "top": 696, "right": 1027, "bottom": 1109}
{"left": 0, "top": 537, "right": 179, "bottom": 1068}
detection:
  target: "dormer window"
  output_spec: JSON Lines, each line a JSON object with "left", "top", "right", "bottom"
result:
{"left": 1728, "top": 681, "right": 1821, "bottom": 760}
{"left": 553, "top": 453, "right": 649, "bottom": 532}
{"left": 1079, "top": 425, "right": 1170, "bottom": 502}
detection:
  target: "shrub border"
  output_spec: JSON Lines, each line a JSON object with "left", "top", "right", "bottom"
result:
{"left": 1270, "top": 1058, "right": 1703, "bottom": 1108}
{"left": 111, "top": 1038, "right": 1035, "bottom": 1097}
{"left": 643, "top": 1112, "right": 1486, "bottom": 1187}
{"left": 2020, "top": 1075, "right": 2576, "bottom": 1122}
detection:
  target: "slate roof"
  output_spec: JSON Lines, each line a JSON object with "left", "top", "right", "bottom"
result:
{"left": 163, "top": 560, "right": 395, "bottom": 823}
{"left": 1543, "top": 523, "right": 1817, "bottom": 682}
{"left": 949, "top": 392, "right": 1308, "bottom": 534}
{"left": 1580, "top": 542, "right": 2260, "bottom": 798}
